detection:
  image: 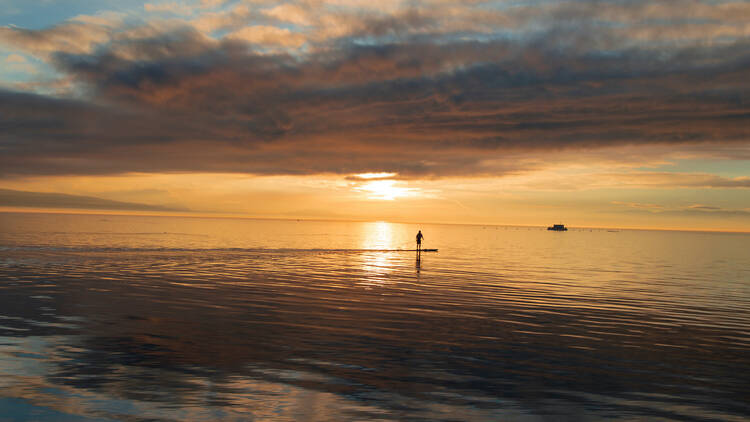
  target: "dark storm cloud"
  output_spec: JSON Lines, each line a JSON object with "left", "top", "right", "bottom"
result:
{"left": 1, "top": 3, "right": 750, "bottom": 178}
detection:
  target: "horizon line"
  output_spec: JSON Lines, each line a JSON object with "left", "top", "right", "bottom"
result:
{"left": 1, "top": 207, "right": 749, "bottom": 235}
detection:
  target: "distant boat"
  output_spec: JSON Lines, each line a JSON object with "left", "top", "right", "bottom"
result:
{"left": 547, "top": 224, "right": 568, "bottom": 231}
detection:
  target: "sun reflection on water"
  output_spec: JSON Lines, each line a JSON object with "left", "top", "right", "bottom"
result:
{"left": 360, "top": 221, "right": 395, "bottom": 251}
{"left": 358, "top": 221, "right": 397, "bottom": 286}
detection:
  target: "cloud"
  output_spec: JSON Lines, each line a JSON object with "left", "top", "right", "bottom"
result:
{"left": 611, "top": 200, "right": 750, "bottom": 217}
{"left": 262, "top": 3, "right": 312, "bottom": 26}
{"left": 0, "top": 188, "right": 187, "bottom": 212}
{"left": 2, "top": 53, "right": 37, "bottom": 75}
{"left": 0, "top": 1, "right": 749, "bottom": 179}
{"left": 144, "top": 2, "right": 195, "bottom": 15}
{"left": 4, "top": 53, "right": 26, "bottom": 63}
{"left": 687, "top": 204, "right": 721, "bottom": 211}
{"left": 226, "top": 25, "right": 307, "bottom": 48}
{"left": 0, "top": 20, "right": 115, "bottom": 57}
{"left": 604, "top": 173, "right": 750, "bottom": 189}
{"left": 191, "top": 3, "right": 256, "bottom": 33}
{"left": 200, "top": 0, "right": 227, "bottom": 7}
{"left": 611, "top": 201, "right": 665, "bottom": 211}
{"left": 682, "top": 205, "right": 750, "bottom": 216}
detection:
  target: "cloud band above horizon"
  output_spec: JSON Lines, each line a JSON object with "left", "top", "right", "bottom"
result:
{"left": 1, "top": 0, "right": 749, "bottom": 179}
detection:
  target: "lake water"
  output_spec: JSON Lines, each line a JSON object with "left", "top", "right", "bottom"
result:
{"left": 0, "top": 212, "right": 748, "bottom": 421}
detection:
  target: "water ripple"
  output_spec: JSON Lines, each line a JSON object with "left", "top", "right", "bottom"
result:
{"left": 1, "top": 215, "right": 749, "bottom": 421}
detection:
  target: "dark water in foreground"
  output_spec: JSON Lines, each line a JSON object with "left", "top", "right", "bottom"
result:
{"left": 1, "top": 212, "right": 749, "bottom": 421}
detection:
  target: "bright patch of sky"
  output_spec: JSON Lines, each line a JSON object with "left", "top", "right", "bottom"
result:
{"left": 0, "top": 0, "right": 144, "bottom": 28}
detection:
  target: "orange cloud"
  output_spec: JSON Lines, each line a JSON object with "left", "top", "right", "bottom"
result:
{"left": 227, "top": 25, "right": 307, "bottom": 47}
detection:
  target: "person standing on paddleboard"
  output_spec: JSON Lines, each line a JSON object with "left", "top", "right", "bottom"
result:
{"left": 416, "top": 230, "right": 424, "bottom": 252}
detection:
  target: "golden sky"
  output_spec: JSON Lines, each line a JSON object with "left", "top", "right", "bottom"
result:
{"left": 1, "top": 0, "right": 749, "bottom": 231}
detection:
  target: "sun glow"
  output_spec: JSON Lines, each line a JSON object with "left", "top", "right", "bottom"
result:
{"left": 353, "top": 172, "right": 397, "bottom": 180}
{"left": 355, "top": 179, "right": 418, "bottom": 201}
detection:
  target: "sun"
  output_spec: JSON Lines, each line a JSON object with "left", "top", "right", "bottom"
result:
{"left": 351, "top": 173, "right": 419, "bottom": 200}
{"left": 358, "top": 180, "right": 410, "bottom": 200}
{"left": 355, "top": 172, "right": 397, "bottom": 179}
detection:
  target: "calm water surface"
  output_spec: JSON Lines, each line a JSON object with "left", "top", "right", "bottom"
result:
{"left": 1, "top": 212, "right": 749, "bottom": 421}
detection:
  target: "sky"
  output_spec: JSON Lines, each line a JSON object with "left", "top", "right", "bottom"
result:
{"left": 0, "top": 0, "right": 749, "bottom": 231}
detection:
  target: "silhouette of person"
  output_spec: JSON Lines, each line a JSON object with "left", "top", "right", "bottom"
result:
{"left": 416, "top": 230, "right": 424, "bottom": 252}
